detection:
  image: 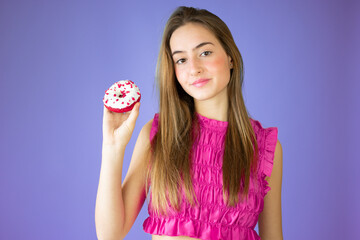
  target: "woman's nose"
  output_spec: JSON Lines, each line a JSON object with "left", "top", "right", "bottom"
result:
{"left": 189, "top": 58, "right": 203, "bottom": 76}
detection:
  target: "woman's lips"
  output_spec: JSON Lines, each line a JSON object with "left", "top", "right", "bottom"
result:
{"left": 192, "top": 79, "right": 210, "bottom": 87}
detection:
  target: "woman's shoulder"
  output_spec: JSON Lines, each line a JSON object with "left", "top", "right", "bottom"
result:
{"left": 142, "top": 117, "right": 154, "bottom": 134}
{"left": 145, "top": 113, "right": 159, "bottom": 142}
{"left": 249, "top": 117, "right": 279, "bottom": 179}
{"left": 141, "top": 113, "right": 159, "bottom": 129}
{"left": 249, "top": 117, "right": 278, "bottom": 137}
{"left": 136, "top": 118, "right": 154, "bottom": 145}
{"left": 249, "top": 117, "right": 279, "bottom": 156}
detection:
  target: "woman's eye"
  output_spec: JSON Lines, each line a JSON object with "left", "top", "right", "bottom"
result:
{"left": 176, "top": 58, "right": 186, "bottom": 64}
{"left": 201, "top": 51, "right": 212, "bottom": 56}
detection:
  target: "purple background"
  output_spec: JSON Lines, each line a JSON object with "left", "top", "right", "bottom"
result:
{"left": 1, "top": 0, "right": 359, "bottom": 239}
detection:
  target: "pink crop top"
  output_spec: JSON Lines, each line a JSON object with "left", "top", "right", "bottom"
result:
{"left": 143, "top": 112, "right": 278, "bottom": 240}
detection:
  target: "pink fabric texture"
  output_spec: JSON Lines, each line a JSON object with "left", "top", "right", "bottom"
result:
{"left": 143, "top": 113, "right": 278, "bottom": 240}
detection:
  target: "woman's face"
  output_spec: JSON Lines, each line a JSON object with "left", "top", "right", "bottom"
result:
{"left": 169, "top": 23, "right": 233, "bottom": 103}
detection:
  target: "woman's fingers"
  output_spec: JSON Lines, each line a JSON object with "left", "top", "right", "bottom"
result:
{"left": 125, "top": 102, "right": 140, "bottom": 132}
{"left": 102, "top": 102, "right": 140, "bottom": 145}
{"left": 129, "top": 102, "right": 140, "bottom": 123}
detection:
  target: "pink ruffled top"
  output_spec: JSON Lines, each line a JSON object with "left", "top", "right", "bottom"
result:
{"left": 143, "top": 113, "right": 278, "bottom": 240}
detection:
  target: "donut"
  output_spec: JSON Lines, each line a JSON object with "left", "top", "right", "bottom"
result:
{"left": 103, "top": 80, "right": 141, "bottom": 113}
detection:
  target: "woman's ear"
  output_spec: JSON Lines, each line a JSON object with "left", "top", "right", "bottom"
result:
{"left": 228, "top": 56, "right": 233, "bottom": 69}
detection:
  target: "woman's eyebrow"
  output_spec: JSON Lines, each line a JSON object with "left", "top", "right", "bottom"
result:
{"left": 172, "top": 42, "right": 214, "bottom": 56}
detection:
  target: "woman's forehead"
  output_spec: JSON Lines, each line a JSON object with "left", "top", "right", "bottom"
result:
{"left": 169, "top": 23, "right": 219, "bottom": 51}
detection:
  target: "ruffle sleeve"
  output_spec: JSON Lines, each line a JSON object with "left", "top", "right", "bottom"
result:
{"left": 260, "top": 126, "right": 278, "bottom": 196}
{"left": 250, "top": 118, "right": 278, "bottom": 196}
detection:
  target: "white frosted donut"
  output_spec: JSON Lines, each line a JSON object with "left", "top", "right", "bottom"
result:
{"left": 103, "top": 80, "right": 141, "bottom": 113}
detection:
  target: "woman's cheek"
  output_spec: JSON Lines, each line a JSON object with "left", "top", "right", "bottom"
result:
{"left": 175, "top": 68, "right": 186, "bottom": 84}
{"left": 207, "top": 58, "right": 227, "bottom": 71}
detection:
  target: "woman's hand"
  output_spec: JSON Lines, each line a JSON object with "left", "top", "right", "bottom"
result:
{"left": 102, "top": 102, "right": 140, "bottom": 148}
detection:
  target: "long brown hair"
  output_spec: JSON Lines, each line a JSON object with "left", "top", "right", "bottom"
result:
{"left": 145, "top": 6, "right": 259, "bottom": 216}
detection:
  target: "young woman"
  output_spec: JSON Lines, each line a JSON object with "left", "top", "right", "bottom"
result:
{"left": 95, "top": 6, "right": 283, "bottom": 240}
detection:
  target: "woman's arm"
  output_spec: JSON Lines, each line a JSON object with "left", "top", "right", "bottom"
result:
{"left": 95, "top": 145, "right": 127, "bottom": 240}
{"left": 258, "top": 140, "right": 284, "bottom": 240}
{"left": 95, "top": 119, "right": 153, "bottom": 239}
{"left": 119, "top": 119, "right": 153, "bottom": 237}
{"left": 95, "top": 104, "right": 153, "bottom": 239}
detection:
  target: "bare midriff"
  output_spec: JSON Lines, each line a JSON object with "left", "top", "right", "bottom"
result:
{"left": 152, "top": 235, "right": 201, "bottom": 240}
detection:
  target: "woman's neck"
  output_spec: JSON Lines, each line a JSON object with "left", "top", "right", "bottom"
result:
{"left": 194, "top": 92, "right": 228, "bottom": 122}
